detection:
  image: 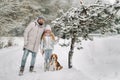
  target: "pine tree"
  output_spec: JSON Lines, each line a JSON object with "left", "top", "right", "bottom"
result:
{"left": 52, "top": 0, "right": 120, "bottom": 68}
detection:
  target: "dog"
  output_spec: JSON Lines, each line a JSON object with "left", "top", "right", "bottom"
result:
{"left": 49, "top": 54, "right": 63, "bottom": 71}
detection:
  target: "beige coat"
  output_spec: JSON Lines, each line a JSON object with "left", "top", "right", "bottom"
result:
{"left": 24, "top": 20, "right": 44, "bottom": 53}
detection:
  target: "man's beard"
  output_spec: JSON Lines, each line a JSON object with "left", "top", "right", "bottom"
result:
{"left": 37, "top": 20, "right": 43, "bottom": 25}
{"left": 38, "top": 22, "right": 43, "bottom": 25}
{"left": 39, "top": 22, "right": 43, "bottom": 25}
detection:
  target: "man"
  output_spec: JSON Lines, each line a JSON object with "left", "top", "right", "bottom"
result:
{"left": 19, "top": 16, "right": 45, "bottom": 76}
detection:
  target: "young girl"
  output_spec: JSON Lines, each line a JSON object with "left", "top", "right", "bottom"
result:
{"left": 41, "top": 25, "right": 56, "bottom": 71}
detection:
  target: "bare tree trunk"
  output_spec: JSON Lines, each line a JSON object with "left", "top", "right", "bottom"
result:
{"left": 68, "top": 37, "right": 75, "bottom": 68}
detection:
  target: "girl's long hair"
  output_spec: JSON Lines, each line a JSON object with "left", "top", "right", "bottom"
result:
{"left": 41, "top": 31, "right": 55, "bottom": 41}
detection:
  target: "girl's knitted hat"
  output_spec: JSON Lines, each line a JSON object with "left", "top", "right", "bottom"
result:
{"left": 45, "top": 25, "right": 51, "bottom": 31}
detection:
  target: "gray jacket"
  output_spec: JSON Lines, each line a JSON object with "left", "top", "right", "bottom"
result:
{"left": 24, "top": 20, "right": 44, "bottom": 53}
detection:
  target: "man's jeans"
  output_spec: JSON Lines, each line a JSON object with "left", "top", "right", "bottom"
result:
{"left": 21, "top": 49, "right": 37, "bottom": 67}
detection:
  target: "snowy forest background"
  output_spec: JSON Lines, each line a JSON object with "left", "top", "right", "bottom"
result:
{"left": 0, "top": 0, "right": 80, "bottom": 36}
{"left": 1, "top": 0, "right": 120, "bottom": 80}
{"left": 0, "top": 0, "right": 120, "bottom": 48}
{"left": 0, "top": 0, "right": 119, "bottom": 36}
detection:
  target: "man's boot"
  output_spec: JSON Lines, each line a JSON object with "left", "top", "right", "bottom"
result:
{"left": 19, "top": 66, "right": 24, "bottom": 76}
{"left": 29, "top": 66, "right": 34, "bottom": 72}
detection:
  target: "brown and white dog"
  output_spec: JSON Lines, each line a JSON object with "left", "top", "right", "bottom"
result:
{"left": 49, "top": 54, "right": 63, "bottom": 71}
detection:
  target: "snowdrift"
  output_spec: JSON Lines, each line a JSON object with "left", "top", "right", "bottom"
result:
{"left": 1, "top": 35, "right": 120, "bottom": 80}
{"left": 73, "top": 35, "right": 120, "bottom": 80}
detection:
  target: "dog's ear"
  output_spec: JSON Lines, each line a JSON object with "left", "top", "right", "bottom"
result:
{"left": 50, "top": 54, "right": 53, "bottom": 60}
{"left": 55, "top": 54, "right": 58, "bottom": 60}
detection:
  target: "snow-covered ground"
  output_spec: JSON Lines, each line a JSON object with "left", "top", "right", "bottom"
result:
{"left": 0, "top": 35, "right": 120, "bottom": 80}
{"left": 73, "top": 35, "right": 120, "bottom": 80}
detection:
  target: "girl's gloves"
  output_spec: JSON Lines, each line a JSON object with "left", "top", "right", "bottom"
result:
{"left": 55, "top": 37, "right": 60, "bottom": 43}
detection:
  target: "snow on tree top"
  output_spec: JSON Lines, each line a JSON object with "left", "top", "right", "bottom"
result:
{"left": 52, "top": 1, "right": 120, "bottom": 40}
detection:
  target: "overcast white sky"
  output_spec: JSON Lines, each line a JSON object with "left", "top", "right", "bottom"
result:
{"left": 71, "top": 0, "right": 118, "bottom": 7}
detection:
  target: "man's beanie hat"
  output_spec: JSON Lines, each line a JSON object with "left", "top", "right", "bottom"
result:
{"left": 38, "top": 16, "right": 45, "bottom": 21}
